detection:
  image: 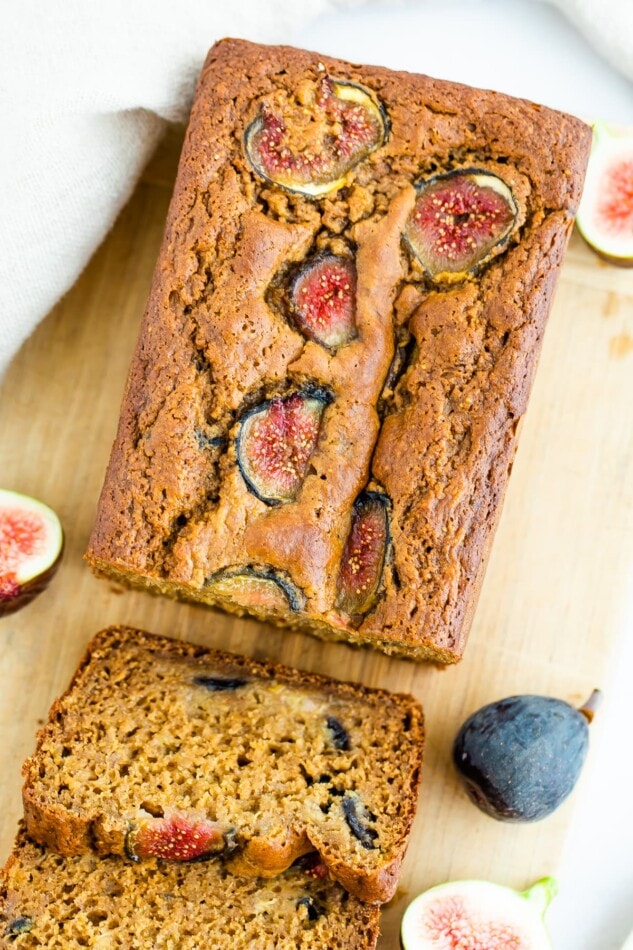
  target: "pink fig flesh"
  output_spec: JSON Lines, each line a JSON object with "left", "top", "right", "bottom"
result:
{"left": 336, "top": 493, "right": 389, "bottom": 616}
{"left": 418, "top": 892, "right": 530, "bottom": 947}
{"left": 598, "top": 158, "right": 633, "bottom": 238}
{"left": 576, "top": 124, "right": 633, "bottom": 266}
{"left": 237, "top": 392, "right": 329, "bottom": 505}
{"left": 245, "top": 77, "right": 387, "bottom": 196}
{"left": 290, "top": 255, "right": 357, "bottom": 349}
{"left": 0, "top": 489, "right": 63, "bottom": 616}
{"left": 401, "top": 879, "right": 556, "bottom": 949}
{"left": 126, "top": 812, "right": 227, "bottom": 862}
{"left": 405, "top": 169, "right": 518, "bottom": 282}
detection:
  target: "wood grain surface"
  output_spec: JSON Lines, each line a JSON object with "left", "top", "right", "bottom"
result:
{"left": 1, "top": 126, "right": 632, "bottom": 948}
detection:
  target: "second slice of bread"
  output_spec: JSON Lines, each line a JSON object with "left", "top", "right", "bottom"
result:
{"left": 0, "top": 827, "right": 380, "bottom": 949}
{"left": 22, "top": 627, "right": 423, "bottom": 903}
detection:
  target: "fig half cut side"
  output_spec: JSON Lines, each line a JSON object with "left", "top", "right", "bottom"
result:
{"left": 576, "top": 122, "right": 633, "bottom": 266}
{"left": 289, "top": 254, "right": 357, "bottom": 351}
{"left": 0, "top": 488, "right": 63, "bottom": 617}
{"left": 236, "top": 390, "right": 330, "bottom": 505}
{"left": 244, "top": 76, "right": 387, "bottom": 197}
{"left": 405, "top": 168, "right": 518, "bottom": 283}
{"left": 204, "top": 567, "right": 305, "bottom": 614}
{"left": 401, "top": 878, "right": 557, "bottom": 950}
{"left": 336, "top": 492, "right": 389, "bottom": 617}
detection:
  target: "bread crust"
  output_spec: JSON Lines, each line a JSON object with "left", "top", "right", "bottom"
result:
{"left": 85, "top": 39, "right": 592, "bottom": 661}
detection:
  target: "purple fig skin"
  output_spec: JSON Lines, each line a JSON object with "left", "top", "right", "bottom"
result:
{"left": 0, "top": 542, "right": 64, "bottom": 617}
{"left": 453, "top": 693, "right": 598, "bottom": 822}
{"left": 0, "top": 539, "right": 66, "bottom": 618}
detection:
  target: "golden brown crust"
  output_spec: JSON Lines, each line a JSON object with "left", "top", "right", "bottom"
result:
{"left": 22, "top": 626, "right": 424, "bottom": 904}
{"left": 86, "top": 39, "right": 592, "bottom": 662}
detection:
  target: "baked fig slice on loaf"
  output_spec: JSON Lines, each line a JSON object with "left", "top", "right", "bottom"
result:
{"left": 404, "top": 169, "right": 518, "bottom": 283}
{"left": 336, "top": 492, "right": 390, "bottom": 618}
{"left": 0, "top": 827, "right": 381, "bottom": 949}
{"left": 289, "top": 254, "right": 358, "bottom": 350}
{"left": 245, "top": 75, "right": 387, "bottom": 197}
{"left": 204, "top": 566, "right": 306, "bottom": 616}
{"left": 22, "top": 627, "right": 424, "bottom": 904}
{"left": 236, "top": 391, "right": 330, "bottom": 505}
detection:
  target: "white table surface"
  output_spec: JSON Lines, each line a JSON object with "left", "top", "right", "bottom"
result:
{"left": 292, "top": 4, "right": 633, "bottom": 949}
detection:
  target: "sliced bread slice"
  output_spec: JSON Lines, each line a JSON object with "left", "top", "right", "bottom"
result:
{"left": 22, "top": 627, "right": 423, "bottom": 903}
{"left": 0, "top": 827, "right": 380, "bottom": 948}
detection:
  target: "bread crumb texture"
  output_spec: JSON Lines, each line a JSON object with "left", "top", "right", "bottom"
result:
{"left": 22, "top": 628, "right": 423, "bottom": 904}
{"left": 0, "top": 828, "right": 380, "bottom": 948}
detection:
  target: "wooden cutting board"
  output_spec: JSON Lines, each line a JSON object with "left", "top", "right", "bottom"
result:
{"left": 1, "top": 126, "right": 632, "bottom": 948}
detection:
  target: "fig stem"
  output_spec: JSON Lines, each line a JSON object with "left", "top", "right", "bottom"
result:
{"left": 520, "top": 877, "right": 558, "bottom": 917}
{"left": 591, "top": 120, "right": 623, "bottom": 146}
{"left": 579, "top": 688, "right": 602, "bottom": 724}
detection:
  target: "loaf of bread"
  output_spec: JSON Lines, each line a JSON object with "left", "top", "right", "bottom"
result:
{"left": 0, "top": 827, "right": 380, "bottom": 948}
{"left": 86, "top": 39, "right": 591, "bottom": 662}
{"left": 22, "top": 627, "right": 423, "bottom": 904}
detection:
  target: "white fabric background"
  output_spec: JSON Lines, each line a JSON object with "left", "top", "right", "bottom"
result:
{"left": 0, "top": 0, "right": 632, "bottom": 378}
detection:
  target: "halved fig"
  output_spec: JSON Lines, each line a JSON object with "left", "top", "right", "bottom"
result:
{"left": 576, "top": 122, "right": 633, "bottom": 266}
{"left": 205, "top": 567, "right": 305, "bottom": 613}
{"left": 336, "top": 492, "right": 389, "bottom": 617}
{"left": 0, "top": 489, "right": 63, "bottom": 616}
{"left": 237, "top": 391, "right": 330, "bottom": 505}
{"left": 405, "top": 169, "right": 518, "bottom": 283}
{"left": 401, "top": 878, "right": 557, "bottom": 950}
{"left": 125, "top": 810, "right": 229, "bottom": 863}
{"left": 290, "top": 254, "right": 357, "bottom": 350}
{"left": 244, "top": 76, "right": 387, "bottom": 197}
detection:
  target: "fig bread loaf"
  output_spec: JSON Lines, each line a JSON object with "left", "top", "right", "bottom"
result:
{"left": 85, "top": 38, "right": 592, "bottom": 662}
{"left": 22, "top": 627, "right": 424, "bottom": 904}
{"left": 0, "top": 827, "right": 380, "bottom": 948}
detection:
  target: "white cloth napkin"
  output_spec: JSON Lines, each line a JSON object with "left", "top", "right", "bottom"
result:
{"left": 0, "top": 0, "right": 631, "bottom": 379}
